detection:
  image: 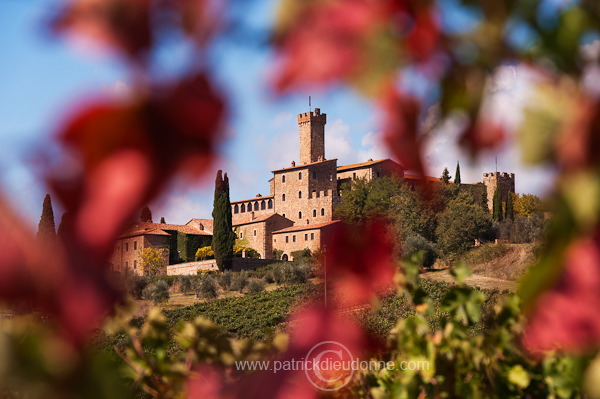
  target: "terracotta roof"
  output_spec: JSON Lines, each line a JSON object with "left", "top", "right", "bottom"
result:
{"left": 119, "top": 228, "right": 171, "bottom": 239}
{"left": 403, "top": 174, "right": 442, "bottom": 182}
{"left": 231, "top": 195, "right": 274, "bottom": 204}
{"left": 233, "top": 213, "right": 280, "bottom": 227}
{"left": 186, "top": 218, "right": 213, "bottom": 232}
{"left": 273, "top": 220, "right": 340, "bottom": 234}
{"left": 337, "top": 159, "right": 398, "bottom": 171}
{"left": 271, "top": 158, "right": 338, "bottom": 173}
{"left": 135, "top": 222, "right": 211, "bottom": 235}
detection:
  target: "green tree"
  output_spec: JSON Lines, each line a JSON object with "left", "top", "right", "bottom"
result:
{"left": 211, "top": 170, "right": 235, "bottom": 271}
{"left": 160, "top": 216, "right": 166, "bottom": 224}
{"left": 37, "top": 194, "right": 56, "bottom": 241}
{"left": 514, "top": 193, "right": 542, "bottom": 217}
{"left": 479, "top": 183, "right": 489, "bottom": 211}
{"left": 140, "top": 206, "right": 153, "bottom": 223}
{"left": 454, "top": 161, "right": 461, "bottom": 185}
{"left": 436, "top": 193, "right": 494, "bottom": 258}
{"left": 139, "top": 247, "right": 168, "bottom": 277}
{"left": 441, "top": 167, "right": 451, "bottom": 184}
{"left": 334, "top": 177, "right": 402, "bottom": 225}
{"left": 505, "top": 192, "right": 515, "bottom": 220}
{"left": 493, "top": 187, "right": 503, "bottom": 222}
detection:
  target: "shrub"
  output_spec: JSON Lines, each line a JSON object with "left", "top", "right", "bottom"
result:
{"left": 218, "top": 271, "right": 233, "bottom": 290}
{"left": 247, "top": 279, "right": 266, "bottom": 294}
{"left": 272, "top": 249, "right": 284, "bottom": 260}
{"left": 142, "top": 280, "right": 170, "bottom": 304}
{"left": 178, "top": 275, "right": 193, "bottom": 293}
{"left": 290, "top": 248, "right": 312, "bottom": 261}
{"left": 272, "top": 264, "right": 286, "bottom": 285}
{"left": 402, "top": 234, "right": 437, "bottom": 268}
{"left": 122, "top": 269, "right": 149, "bottom": 299}
{"left": 196, "top": 276, "right": 218, "bottom": 299}
{"left": 233, "top": 245, "right": 260, "bottom": 258}
{"left": 264, "top": 271, "right": 275, "bottom": 284}
{"left": 195, "top": 246, "right": 214, "bottom": 261}
{"left": 285, "top": 263, "right": 310, "bottom": 284}
{"left": 231, "top": 271, "right": 249, "bottom": 292}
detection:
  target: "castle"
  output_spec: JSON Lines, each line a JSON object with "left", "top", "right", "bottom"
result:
{"left": 110, "top": 108, "right": 515, "bottom": 273}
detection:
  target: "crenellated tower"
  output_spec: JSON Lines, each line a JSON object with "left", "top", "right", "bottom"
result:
{"left": 483, "top": 172, "right": 516, "bottom": 212}
{"left": 298, "top": 108, "right": 326, "bottom": 164}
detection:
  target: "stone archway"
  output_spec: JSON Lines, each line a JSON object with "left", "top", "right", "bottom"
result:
{"left": 282, "top": 254, "right": 289, "bottom": 261}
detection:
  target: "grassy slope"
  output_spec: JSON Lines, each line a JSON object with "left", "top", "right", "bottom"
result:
{"left": 461, "top": 243, "right": 538, "bottom": 281}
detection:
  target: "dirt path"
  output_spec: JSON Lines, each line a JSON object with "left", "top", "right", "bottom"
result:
{"left": 421, "top": 269, "right": 517, "bottom": 292}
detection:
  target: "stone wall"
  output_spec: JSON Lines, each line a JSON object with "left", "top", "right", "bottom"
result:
{"left": 231, "top": 196, "right": 274, "bottom": 224}
{"left": 483, "top": 172, "right": 516, "bottom": 212}
{"left": 111, "top": 234, "right": 169, "bottom": 275}
{"left": 167, "top": 258, "right": 279, "bottom": 275}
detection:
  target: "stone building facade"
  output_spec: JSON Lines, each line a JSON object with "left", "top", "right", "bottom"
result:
{"left": 483, "top": 172, "right": 516, "bottom": 212}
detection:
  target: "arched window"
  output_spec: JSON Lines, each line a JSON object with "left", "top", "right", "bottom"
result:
{"left": 234, "top": 204, "right": 239, "bottom": 214}
{"left": 268, "top": 199, "right": 273, "bottom": 209}
{"left": 298, "top": 172, "right": 302, "bottom": 180}
{"left": 241, "top": 204, "right": 246, "bottom": 212}
{"left": 261, "top": 200, "right": 266, "bottom": 210}
{"left": 253, "top": 229, "right": 257, "bottom": 236}
{"left": 282, "top": 194, "right": 286, "bottom": 201}
{"left": 313, "top": 209, "right": 317, "bottom": 217}
{"left": 321, "top": 208, "right": 325, "bottom": 216}
{"left": 298, "top": 191, "right": 302, "bottom": 199}
{"left": 254, "top": 202, "right": 259, "bottom": 211}
{"left": 299, "top": 211, "right": 302, "bottom": 219}
{"left": 282, "top": 175, "right": 286, "bottom": 183}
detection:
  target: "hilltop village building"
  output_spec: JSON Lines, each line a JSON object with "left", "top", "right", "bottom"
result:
{"left": 111, "top": 108, "right": 515, "bottom": 273}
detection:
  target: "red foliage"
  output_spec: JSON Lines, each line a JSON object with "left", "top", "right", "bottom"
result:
{"left": 51, "top": 0, "right": 153, "bottom": 60}
{"left": 522, "top": 232, "right": 600, "bottom": 355}
{"left": 325, "top": 220, "right": 397, "bottom": 307}
{"left": 382, "top": 89, "right": 425, "bottom": 174}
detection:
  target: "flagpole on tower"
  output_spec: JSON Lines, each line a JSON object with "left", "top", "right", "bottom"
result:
{"left": 309, "top": 96, "right": 312, "bottom": 112}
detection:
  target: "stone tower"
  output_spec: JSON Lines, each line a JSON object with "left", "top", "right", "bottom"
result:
{"left": 483, "top": 172, "right": 516, "bottom": 212}
{"left": 298, "top": 108, "right": 327, "bottom": 164}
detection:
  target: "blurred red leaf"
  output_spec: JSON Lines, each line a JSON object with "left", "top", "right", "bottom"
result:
{"left": 51, "top": 0, "right": 153, "bottom": 60}
{"left": 382, "top": 89, "right": 425, "bottom": 175}
{"left": 460, "top": 117, "right": 506, "bottom": 154}
{"left": 274, "top": 0, "right": 387, "bottom": 91}
{"left": 325, "top": 220, "right": 397, "bottom": 307}
{"left": 522, "top": 232, "right": 600, "bottom": 355}
{"left": 405, "top": 7, "right": 440, "bottom": 63}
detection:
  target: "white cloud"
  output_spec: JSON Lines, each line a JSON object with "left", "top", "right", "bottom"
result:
{"left": 422, "top": 65, "right": 557, "bottom": 197}
{"left": 325, "top": 119, "right": 355, "bottom": 164}
{"left": 357, "top": 131, "right": 391, "bottom": 161}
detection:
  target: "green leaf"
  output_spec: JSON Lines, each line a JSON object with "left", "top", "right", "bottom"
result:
{"left": 508, "top": 364, "right": 531, "bottom": 389}
{"left": 451, "top": 262, "right": 472, "bottom": 284}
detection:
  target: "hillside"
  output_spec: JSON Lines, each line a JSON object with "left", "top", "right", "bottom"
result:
{"left": 423, "top": 243, "right": 539, "bottom": 291}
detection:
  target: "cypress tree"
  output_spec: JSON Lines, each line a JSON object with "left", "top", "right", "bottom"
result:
{"left": 493, "top": 187, "right": 503, "bottom": 222}
{"left": 480, "top": 184, "right": 489, "bottom": 211}
{"left": 160, "top": 217, "right": 166, "bottom": 224}
{"left": 454, "top": 162, "right": 461, "bottom": 185}
{"left": 37, "top": 194, "right": 56, "bottom": 241}
{"left": 441, "top": 167, "right": 451, "bottom": 184}
{"left": 505, "top": 192, "right": 515, "bottom": 220}
{"left": 212, "top": 170, "right": 235, "bottom": 271}
{"left": 140, "top": 206, "right": 153, "bottom": 223}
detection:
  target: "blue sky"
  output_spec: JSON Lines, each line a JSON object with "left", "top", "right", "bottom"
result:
{"left": 0, "top": 0, "right": 557, "bottom": 228}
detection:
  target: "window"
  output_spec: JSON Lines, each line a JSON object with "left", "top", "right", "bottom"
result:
{"left": 292, "top": 235, "right": 296, "bottom": 242}
{"left": 298, "top": 172, "right": 302, "bottom": 180}
{"left": 353, "top": 172, "right": 357, "bottom": 180}
{"left": 134, "top": 241, "right": 137, "bottom": 250}
{"left": 126, "top": 243, "right": 129, "bottom": 252}
{"left": 254, "top": 202, "right": 259, "bottom": 211}
{"left": 282, "top": 175, "right": 286, "bottom": 183}
{"left": 305, "top": 234, "right": 308, "bottom": 241}
{"left": 133, "top": 260, "right": 137, "bottom": 269}
{"left": 312, "top": 171, "right": 317, "bottom": 179}
{"left": 253, "top": 229, "right": 257, "bottom": 236}
{"left": 299, "top": 211, "right": 302, "bottom": 219}
{"left": 240, "top": 232, "right": 243, "bottom": 238}
{"left": 241, "top": 203, "right": 246, "bottom": 212}
{"left": 261, "top": 200, "right": 266, "bottom": 210}
{"left": 321, "top": 208, "right": 325, "bottom": 216}
{"left": 298, "top": 191, "right": 302, "bottom": 199}
{"left": 285, "top": 236, "right": 289, "bottom": 243}
{"left": 313, "top": 209, "right": 317, "bottom": 217}
{"left": 311, "top": 233, "right": 314, "bottom": 240}
{"left": 282, "top": 194, "right": 286, "bottom": 201}
{"left": 234, "top": 204, "right": 239, "bottom": 213}
{"left": 268, "top": 199, "right": 273, "bottom": 209}
{"left": 376, "top": 171, "right": 381, "bottom": 178}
